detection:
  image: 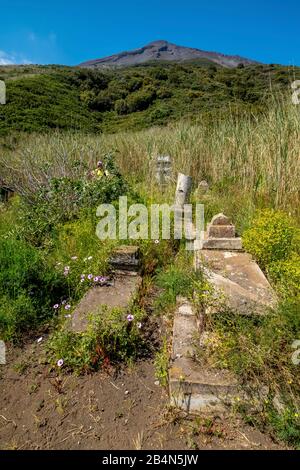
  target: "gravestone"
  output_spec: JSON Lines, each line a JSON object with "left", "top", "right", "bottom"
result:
{"left": 174, "top": 173, "right": 192, "bottom": 208}
{"left": 200, "top": 213, "right": 242, "bottom": 250}
{"left": 155, "top": 155, "right": 172, "bottom": 187}
{"left": 197, "top": 180, "right": 209, "bottom": 194}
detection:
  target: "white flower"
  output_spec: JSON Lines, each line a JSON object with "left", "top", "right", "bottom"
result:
{"left": 57, "top": 359, "right": 64, "bottom": 368}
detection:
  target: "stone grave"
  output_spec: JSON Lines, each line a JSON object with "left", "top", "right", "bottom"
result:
{"left": 71, "top": 246, "right": 141, "bottom": 333}
{"left": 169, "top": 212, "right": 276, "bottom": 414}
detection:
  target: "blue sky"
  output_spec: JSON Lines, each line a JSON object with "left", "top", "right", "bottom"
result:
{"left": 0, "top": 0, "right": 299, "bottom": 66}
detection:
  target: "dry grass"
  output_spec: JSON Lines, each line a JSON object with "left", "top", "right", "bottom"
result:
{"left": 1, "top": 94, "right": 299, "bottom": 220}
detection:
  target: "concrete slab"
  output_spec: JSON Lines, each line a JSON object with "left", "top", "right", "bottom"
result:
{"left": 71, "top": 275, "right": 141, "bottom": 333}
{"left": 195, "top": 250, "right": 276, "bottom": 314}
{"left": 169, "top": 297, "right": 238, "bottom": 413}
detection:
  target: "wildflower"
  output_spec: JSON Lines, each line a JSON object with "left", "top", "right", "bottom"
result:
{"left": 57, "top": 359, "right": 64, "bottom": 368}
{"left": 137, "top": 322, "right": 142, "bottom": 329}
{"left": 80, "top": 278, "right": 85, "bottom": 283}
{"left": 71, "top": 256, "right": 78, "bottom": 261}
{"left": 64, "top": 266, "right": 70, "bottom": 271}
{"left": 99, "top": 276, "right": 108, "bottom": 283}
{"left": 154, "top": 239, "right": 160, "bottom": 244}
{"left": 80, "top": 274, "right": 86, "bottom": 279}
{"left": 65, "top": 304, "right": 71, "bottom": 310}
{"left": 37, "top": 337, "right": 43, "bottom": 343}
{"left": 53, "top": 304, "right": 59, "bottom": 309}
{"left": 87, "top": 274, "right": 93, "bottom": 280}
{"left": 127, "top": 314, "right": 134, "bottom": 322}
{"left": 93, "top": 276, "right": 99, "bottom": 282}
{"left": 61, "top": 300, "right": 67, "bottom": 305}
{"left": 87, "top": 256, "right": 93, "bottom": 261}
{"left": 65, "top": 314, "right": 71, "bottom": 318}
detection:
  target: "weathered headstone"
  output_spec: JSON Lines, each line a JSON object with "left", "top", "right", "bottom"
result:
{"left": 109, "top": 245, "right": 140, "bottom": 272}
{"left": 174, "top": 173, "right": 192, "bottom": 208}
{"left": 155, "top": 155, "right": 172, "bottom": 187}
{"left": 201, "top": 213, "right": 242, "bottom": 250}
{"left": 197, "top": 180, "right": 209, "bottom": 194}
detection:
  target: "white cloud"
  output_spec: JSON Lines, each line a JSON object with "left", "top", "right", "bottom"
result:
{"left": 0, "top": 51, "right": 15, "bottom": 65}
{"left": 0, "top": 50, "right": 32, "bottom": 65}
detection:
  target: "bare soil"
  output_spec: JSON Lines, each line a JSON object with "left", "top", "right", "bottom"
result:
{"left": 0, "top": 340, "right": 285, "bottom": 450}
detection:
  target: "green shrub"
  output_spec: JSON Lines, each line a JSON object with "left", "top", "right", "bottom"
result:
{"left": 47, "top": 306, "right": 145, "bottom": 373}
{"left": 126, "top": 88, "right": 156, "bottom": 113}
{"left": 20, "top": 162, "right": 128, "bottom": 245}
{"left": 268, "top": 253, "right": 300, "bottom": 300}
{"left": 0, "top": 237, "right": 66, "bottom": 340}
{"left": 115, "top": 99, "right": 129, "bottom": 115}
{"left": 243, "top": 209, "right": 296, "bottom": 269}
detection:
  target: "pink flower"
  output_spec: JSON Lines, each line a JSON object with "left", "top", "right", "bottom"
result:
{"left": 127, "top": 314, "right": 134, "bottom": 322}
{"left": 93, "top": 276, "right": 99, "bottom": 282}
{"left": 64, "top": 304, "right": 71, "bottom": 310}
{"left": 87, "top": 274, "right": 93, "bottom": 280}
{"left": 53, "top": 304, "right": 59, "bottom": 309}
{"left": 80, "top": 274, "right": 85, "bottom": 279}
{"left": 57, "top": 359, "right": 64, "bottom": 368}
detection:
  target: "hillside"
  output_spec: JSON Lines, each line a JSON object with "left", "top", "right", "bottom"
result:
{"left": 79, "top": 40, "right": 260, "bottom": 69}
{"left": 0, "top": 62, "right": 299, "bottom": 135}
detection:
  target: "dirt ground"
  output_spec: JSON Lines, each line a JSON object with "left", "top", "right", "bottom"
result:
{"left": 0, "top": 338, "right": 286, "bottom": 450}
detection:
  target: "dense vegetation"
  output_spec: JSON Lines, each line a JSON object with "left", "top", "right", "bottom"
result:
{"left": 1, "top": 62, "right": 300, "bottom": 134}
{"left": 0, "top": 61, "right": 300, "bottom": 446}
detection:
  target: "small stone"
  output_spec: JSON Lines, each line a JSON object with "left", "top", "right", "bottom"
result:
{"left": 197, "top": 180, "right": 209, "bottom": 193}
{"left": 124, "top": 390, "right": 129, "bottom": 395}
{"left": 272, "top": 392, "right": 286, "bottom": 414}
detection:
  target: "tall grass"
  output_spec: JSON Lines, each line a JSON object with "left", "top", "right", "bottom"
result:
{"left": 1, "top": 94, "right": 299, "bottom": 221}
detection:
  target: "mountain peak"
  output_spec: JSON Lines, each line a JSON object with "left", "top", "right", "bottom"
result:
{"left": 79, "top": 40, "right": 260, "bottom": 69}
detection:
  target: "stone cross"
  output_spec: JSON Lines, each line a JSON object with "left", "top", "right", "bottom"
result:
{"left": 155, "top": 155, "right": 172, "bottom": 187}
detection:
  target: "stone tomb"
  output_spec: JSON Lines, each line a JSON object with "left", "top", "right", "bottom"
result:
{"left": 200, "top": 213, "right": 242, "bottom": 251}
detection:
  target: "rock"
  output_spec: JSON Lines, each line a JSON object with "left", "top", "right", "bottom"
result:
{"left": 272, "top": 392, "right": 286, "bottom": 414}
{"left": 197, "top": 180, "right": 209, "bottom": 193}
